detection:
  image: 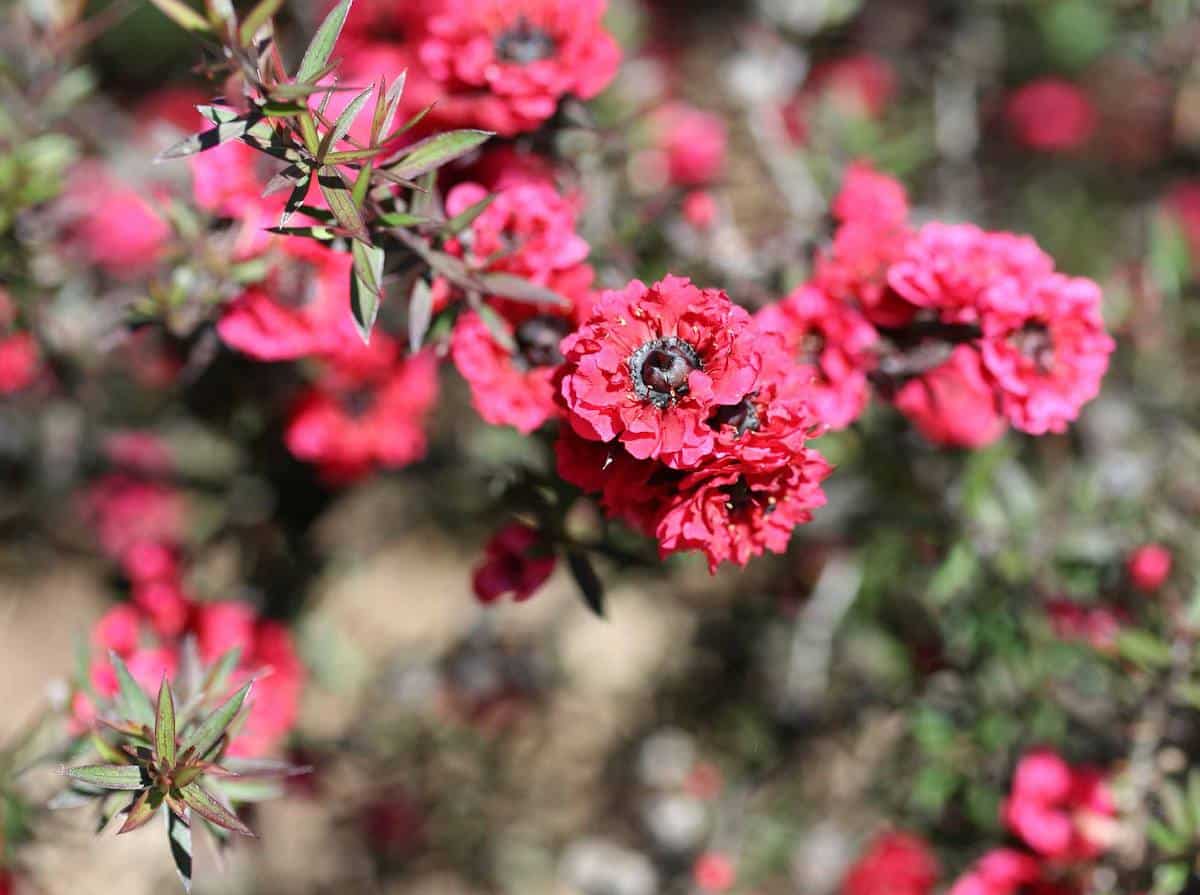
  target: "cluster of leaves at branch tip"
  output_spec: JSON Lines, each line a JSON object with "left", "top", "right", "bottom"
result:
{"left": 152, "top": 0, "right": 573, "bottom": 350}
{"left": 59, "top": 646, "right": 306, "bottom": 893}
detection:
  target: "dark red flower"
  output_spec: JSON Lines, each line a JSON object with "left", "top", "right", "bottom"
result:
{"left": 554, "top": 428, "right": 673, "bottom": 537}
{"left": 1127, "top": 543, "right": 1172, "bottom": 592}
{"left": 0, "top": 332, "right": 39, "bottom": 394}
{"left": 1045, "top": 599, "right": 1126, "bottom": 652}
{"left": 978, "top": 273, "right": 1114, "bottom": 435}
{"left": 285, "top": 345, "right": 438, "bottom": 482}
{"left": 559, "top": 276, "right": 761, "bottom": 468}
{"left": 841, "top": 832, "right": 939, "bottom": 895}
{"left": 414, "top": 0, "right": 621, "bottom": 136}
{"left": 655, "top": 445, "right": 831, "bottom": 572}
{"left": 755, "top": 284, "right": 878, "bottom": 430}
{"left": 892, "top": 345, "right": 1006, "bottom": 448}
{"left": 1006, "top": 79, "right": 1096, "bottom": 153}
{"left": 472, "top": 522, "right": 556, "bottom": 603}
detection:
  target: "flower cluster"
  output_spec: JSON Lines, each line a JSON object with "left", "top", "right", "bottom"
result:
{"left": 840, "top": 831, "right": 939, "bottom": 895}
{"left": 557, "top": 275, "right": 831, "bottom": 572}
{"left": 337, "top": 0, "right": 622, "bottom": 137}
{"left": 765, "top": 163, "right": 1115, "bottom": 444}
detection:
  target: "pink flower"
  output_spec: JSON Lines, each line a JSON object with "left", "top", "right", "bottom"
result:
{"left": 285, "top": 346, "right": 438, "bottom": 482}
{"left": 0, "top": 333, "right": 39, "bottom": 394}
{"left": 892, "top": 345, "right": 1007, "bottom": 448}
{"left": 133, "top": 578, "right": 190, "bottom": 638}
{"left": 472, "top": 522, "right": 556, "bottom": 603}
{"left": 559, "top": 276, "right": 761, "bottom": 468}
{"left": 692, "top": 852, "right": 736, "bottom": 893}
{"left": 946, "top": 849, "right": 1047, "bottom": 895}
{"left": 1127, "top": 543, "right": 1172, "bottom": 592}
{"left": 62, "top": 162, "right": 170, "bottom": 277}
{"left": 1002, "top": 749, "right": 1115, "bottom": 862}
{"left": 415, "top": 0, "right": 621, "bottom": 136}
{"left": 1006, "top": 79, "right": 1096, "bottom": 153}
{"left": 81, "top": 475, "right": 187, "bottom": 560}
{"left": 755, "top": 284, "right": 878, "bottom": 430}
{"left": 1045, "top": 599, "right": 1126, "bottom": 652}
{"left": 978, "top": 273, "right": 1114, "bottom": 435}
{"left": 841, "top": 832, "right": 939, "bottom": 895}
{"left": 831, "top": 161, "right": 909, "bottom": 228}
{"left": 888, "top": 223, "right": 1054, "bottom": 325}
{"left": 682, "top": 190, "right": 718, "bottom": 230}
{"left": 649, "top": 102, "right": 727, "bottom": 187}
{"left": 451, "top": 310, "right": 570, "bottom": 433}
{"left": 92, "top": 604, "right": 142, "bottom": 655}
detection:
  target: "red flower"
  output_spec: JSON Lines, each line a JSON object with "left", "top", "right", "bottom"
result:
{"left": 814, "top": 164, "right": 914, "bottom": 327}
{"left": 218, "top": 242, "right": 363, "bottom": 361}
{"left": 559, "top": 276, "right": 760, "bottom": 468}
{"left": 1001, "top": 749, "right": 1115, "bottom": 862}
{"left": 888, "top": 223, "right": 1054, "bottom": 325}
{"left": 655, "top": 446, "right": 831, "bottom": 572}
{"left": 415, "top": 0, "right": 621, "bottom": 136}
{"left": 472, "top": 522, "right": 556, "bottom": 603}
{"left": 93, "top": 604, "right": 142, "bottom": 655}
{"left": 554, "top": 428, "right": 672, "bottom": 537}
{"left": 61, "top": 162, "right": 171, "bottom": 277}
{"left": 892, "top": 345, "right": 1006, "bottom": 448}
{"left": 755, "top": 284, "right": 878, "bottom": 430}
{"left": 682, "top": 190, "right": 719, "bottom": 230}
{"left": 1127, "top": 543, "right": 1172, "bottom": 592}
{"left": 81, "top": 475, "right": 187, "bottom": 560}
{"left": 0, "top": 333, "right": 39, "bottom": 394}
{"left": 133, "top": 578, "right": 190, "bottom": 638}
{"left": 1164, "top": 181, "right": 1200, "bottom": 264}
{"left": 946, "top": 849, "right": 1056, "bottom": 895}
{"left": 1045, "top": 599, "right": 1125, "bottom": 652}
{"left": 841, "top": 832, "right": 939, "bottom": 895}
{"left": 648, "top": 102, "right": 727, "bottom": 187}
{"left": 451, "top": 310, "right": 570, "bottom": 433}
{"left": 1006, "top": 79, "right": 1096, "bottom": 153}
{"left": 285, "top": 346, "right": 438, "bottom": 482}
{"left": 978, "top": 273, "right": 1114, "bottom": 435}
{"left": 692, "top": 852, "right": 736, "bottom": 893}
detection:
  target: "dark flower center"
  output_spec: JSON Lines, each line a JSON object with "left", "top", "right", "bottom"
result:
{"left": 514, "top": 314, "right": 571, "bottom": 369}
{"left": 1011, "top": 321, "right": 1055, "bottom": 374}
{"left": 629, "top": 337, "right": 702, "bottom": 409}
{"left": 708, "top": 396, "right": 761, "bottom": 436}
{"left": 494, "top": 16, "right": 557, "bottom": 64}
{"left": 341, "top": 388, "right": 376, "bottom": 418}
{"left": 798, "top": 330, "right": 826, "bottom": 366}
{"left": 722, "top": 477, "right": 775, "bottom": 517}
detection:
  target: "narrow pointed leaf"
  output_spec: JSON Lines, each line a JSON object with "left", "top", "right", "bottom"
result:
{"left": 180, "top": 782, "right": 256, "bottom": 837}
{"left": 318, "top": 166, "right": 367, "bottom": 240}
{"left": 325, "top": 147, "right": 386, "bottom": 163}
{"left": 281, "top": 172, "right": 313, "bottom": 227}
{"left": 567, "top": 550, "right": 605, "bottom": 617}
{"left": 156, "top": 114, "right": 267, "bottom": 162}
{"left": 350, "top": 240, "right": 385, "bottom": 342}
{"left": 239, "top": 0, "right": 284, "bottom": 45}
{"left": 181, "top": 681, "right": 252, "bottom": 759}
{"left": 110, "top": 651, "right": 155, "bottom": 727}
{"left": 351, "top": 160, "right": 374, "bottom": 208}
{"left": 147, "top": 0, "right": 210, "bottom": 32}
{"left": 379, "top": 71, "right": 407, "bottom": 140}
{"left": 476, "top": 303, "right": 516, "bottom": 353}
{"left": 379, "top": 211, "right": 431, "bottom": 228}
{"left": 201, "top": 647, "right": 242, "bottom": 699}
{"left": 91, "top": 733, "right": 128, "bottom": 766}
{"left": 155, "top": 678, "right": 177, "bottom": 766}
{"left": 196, "top": 104, "right": 241, "bottom": 126}
{"left": 265, "top": 225, "right": 338, "bottom": 242}
{"left": 380, "top": 101, "right": 433, "bottom": 146}
{"left": 476, "top": 272, "right": 571, "bottom": 307}
{"left": 296, "top": 0, "right": 353, "bottom": 83}
{"left": 408, "top": 278, "right": 433, "bottom": 352}
{"left": 168, "top": 806, "right": 193, "bottom": 893}
{"left": 444, "top": 193, "right": 495, "bottom": 237}
{"left": 64, "top": 764, "right": 147, "bottom": 791}
{"left": 262, "top": 164, "right": 306, "bottom": 198}
{"left": 118, "top": 789, "right": 164, "bottom": 834}
{"left": 319, "top": 85, "right": 373, "bottom": 160}
{"left": 222, "top": 757, "right": 313, "bottom": 778}
{"left": 384, "top": 129, "right": 493, "bottom": 180}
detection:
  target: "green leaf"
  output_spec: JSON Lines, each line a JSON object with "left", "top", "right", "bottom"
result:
{"left": 350, "top": 241, "right": 385, "bottom": 343}
{"left": 1116, "top": 630, "right": 1174, "bottom": 668}
{"left": 325, "top": 148, "right": 386, "bottom": 163}
{"left": 476, "top": 272, "right": 571, "bottom": 308}
{"left": 378, "top": 211, "right": 431, "bottom": 228}
{"left": 118, "top": 789, "right": 164, "bottom": 834}
{"left": 155, "top": 678, "right": 177, "bottom": 766}
{"left": 265, "top": 225, "right": 338, "bottom": 242}
{"left": 179, "top": 782, "right": 255, "bottom": 837}
{"left": 444, "top": 193, "right": 495, "bottom": 237}
{"left": 319, "top": 85, "right": 374, "bottom": 160}
{"left": 110, "top": 651, "right": 155, "bottom": 728}
{"left": 407, "top": 278, "right": 433, "bottom": 352}
{"left": 213, "top": 777, "right": 285, "bottom": 803}
{"left": 168, "top": 806, "right": 193, "bottom": 893}
{"left": 147, "top": 0, "right": 210, "bottom": 32}
{"left": 91, "top": 733, "right": 128, "bottom": 766}
{"left": 156, "top": 114, "right": 268, "bottom": 162}
{"left": 222, "top": 757, "right": 312, "bottom": 778}
{"left": 384, "top": 129, "right": 493, "bottom": 181}
{"left": 476, "top": 303, "right": 516, "bottom": 354}
{"left": 373, "top": 72, "right": 407, "bottom": 144}
{"left": 567, "top": 550, "right": 604, "bottom": 617}
{"left": 318, "top": 166, "right": 368, "bottom": 240}
{"left": 280, "top": 171, "right": 313, "bottom": 227}
{"left": 181, "top": 681, "right": 252, "bottom": 760}
{"left": 239, "top": 0, "right": 285, "bottom": 45}
{"left": 296, "top": 0, "right": 353, "bottom": 83}
{"left": 64, "top": 764, "right": 147, "bottom": 791}
{"left": 201, "top": 647, "right": 242, "bottom": 701}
